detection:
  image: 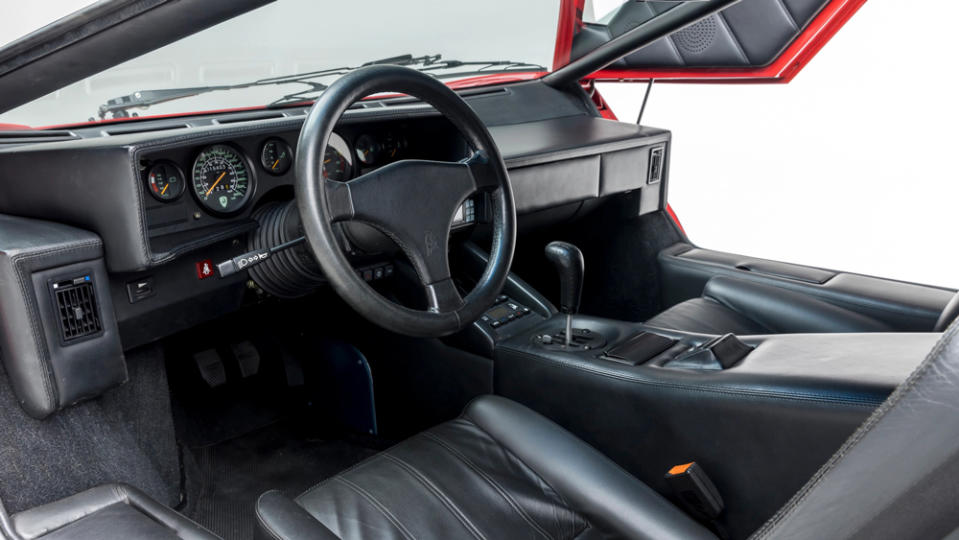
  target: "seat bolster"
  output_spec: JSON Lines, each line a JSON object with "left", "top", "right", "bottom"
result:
{"left": 464, "top": 395, "right": 716, "bottom": 540}
{"left": 255, "top": 491, "right": 339, "bottom": 540}
{"left": 12, "top": 484, "right": 216, "bottom": 540}
{"left": 704, "top": 276, "right": 891, "bottom": 334}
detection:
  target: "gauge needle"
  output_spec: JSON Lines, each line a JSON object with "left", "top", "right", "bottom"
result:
{"left": 324, "top": 159, "right": 330, "bottom": 164}
{"left": 271, "top": 159, "right": 279, "bottom": 170}
{"left": 205, "top": 171, "right": 227, "bottom": 197}
{"left": 161, "top": 184, "right": 168, "bottom": 195}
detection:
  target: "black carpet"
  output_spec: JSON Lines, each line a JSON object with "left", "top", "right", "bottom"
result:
{"left": 189, "top": 422, "right": 376, "bottom": 540}
{"left": 0, "top": 346, "right": 180, "bottom": 513}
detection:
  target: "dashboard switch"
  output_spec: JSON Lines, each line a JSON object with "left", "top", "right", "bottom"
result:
{"left": 196, "top": 259, "right": 214, "bottom": 280}
{"left": 126, "top": 277, "right": 156, "bottom": 303}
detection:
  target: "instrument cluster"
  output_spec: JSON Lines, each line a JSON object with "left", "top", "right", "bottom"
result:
{"left": 142, "top": 132, "right": 355, "bottom": 217}
{"left": 142, "top": 130, "right": 416, "bottom": 219}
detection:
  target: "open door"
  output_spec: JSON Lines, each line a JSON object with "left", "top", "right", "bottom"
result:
{"left": 555, "top": 0, "right": 866, "bottom": 83}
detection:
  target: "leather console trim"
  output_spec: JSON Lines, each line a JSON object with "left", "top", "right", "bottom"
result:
{"left": 660, "top": 243, "right": 955, "bottom": 331}
{"left": 501, "top": 346, "right": 885, "bottom": 408}
{"left": 0, "top": 214, "right": 126, "bottom": 418}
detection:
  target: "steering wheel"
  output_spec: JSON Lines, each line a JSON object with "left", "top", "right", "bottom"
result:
{"left": 295, "top": 65, "right": 517, "bottom": 337}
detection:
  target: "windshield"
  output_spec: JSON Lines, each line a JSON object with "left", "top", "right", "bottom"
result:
{"left": 0, "top": 0, "right": 560, "bottom": 128}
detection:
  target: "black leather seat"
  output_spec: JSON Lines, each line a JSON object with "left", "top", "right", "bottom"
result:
{"left": 645, "top": 276, "right": 891, "bottom": 335}
{"left": 258, "top": 321, "right": 959, "bottom": 540}
{"left": 5, "top": 484, "right": 216, "bottom": 540}
{"left": 255, "top": 395, "right": 714, "bottom": 540}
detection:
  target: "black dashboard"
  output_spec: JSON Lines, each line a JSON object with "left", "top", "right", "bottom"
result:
{"left": 0, "top": 80, "right": 671, "bottom": 359}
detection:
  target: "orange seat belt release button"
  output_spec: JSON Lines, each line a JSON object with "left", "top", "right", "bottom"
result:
{"left": 664, "top": 461, "right": 724, "bottom": 520}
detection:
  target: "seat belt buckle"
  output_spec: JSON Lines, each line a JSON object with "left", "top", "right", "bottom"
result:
{"left": 664, "top": 461, "right": 724, "bottom": 520}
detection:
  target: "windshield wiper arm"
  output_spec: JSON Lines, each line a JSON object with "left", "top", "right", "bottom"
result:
{"left": 95, "top": 54, "right": 545, "bottom": 119}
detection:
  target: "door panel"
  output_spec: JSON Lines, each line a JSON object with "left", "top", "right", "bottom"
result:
{"left": 659, "top": 243, "right": 956, "bottom": 331}
{"left": 570, "top": 0, "right": 865, "bottom": 82}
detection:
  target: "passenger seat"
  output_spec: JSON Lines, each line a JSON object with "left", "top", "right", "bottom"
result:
{"left": 645, "top": 276, "right": 891, "bottom": 335}
{"left": 4, "top": 484, "right": 216, "bottom": 540}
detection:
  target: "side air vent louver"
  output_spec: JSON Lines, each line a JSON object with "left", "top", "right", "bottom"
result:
{"left": 51, "top": 275, "right": 102, "bottom": 343}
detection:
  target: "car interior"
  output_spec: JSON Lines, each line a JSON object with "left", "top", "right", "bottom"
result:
{"left": 1, "top": 1, "right": 958, "bottom": 539}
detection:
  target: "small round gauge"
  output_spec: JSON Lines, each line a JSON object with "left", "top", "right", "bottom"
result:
{"left": 191, "top": 144, "right": 254, "bottom": 215}
{"left": 323, "top": 146, "right": 351, "bottom": 181}
{"left": 260, "top": 138, "right": 293, "bottom": 175}
{"left": 354, "top": 134, "right": 380, "bottom": 166}
{"left": 145, "top": 161, "right": 185, "bottom": 202}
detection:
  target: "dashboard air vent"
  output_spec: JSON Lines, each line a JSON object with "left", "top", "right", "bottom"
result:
{"left": 104, "top": 123, "right": 189, "bottom": 136}
{"left": 0, "top": 130, "right": 79, "bottom": 144}
{"left": 51, "top": 275, "right": 102, "bottom": 343}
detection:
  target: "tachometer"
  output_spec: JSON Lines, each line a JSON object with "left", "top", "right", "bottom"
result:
{"left": 192, "top": 144, "right": 254, "bottom": 215}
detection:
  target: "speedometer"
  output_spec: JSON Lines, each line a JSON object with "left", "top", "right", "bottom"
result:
{"left": 192, "top": 144, "right": 254, "bottom": 215}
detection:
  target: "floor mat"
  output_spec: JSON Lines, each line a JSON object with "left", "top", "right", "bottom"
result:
{"left": 191, "top": 422, "right": 377, "bottom": 540}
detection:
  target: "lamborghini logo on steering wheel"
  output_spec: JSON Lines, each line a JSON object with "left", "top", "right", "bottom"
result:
{"left": 424, "top": 230, "right": 438, "bottom": 257}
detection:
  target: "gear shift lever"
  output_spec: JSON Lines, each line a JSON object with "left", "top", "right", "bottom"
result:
{"left": 545, "top": 241, "right": 584, "bottom": 347}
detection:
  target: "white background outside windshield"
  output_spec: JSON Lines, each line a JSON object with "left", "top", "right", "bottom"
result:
{"left": 1, "top": 0, "right": 559, "bottom": 126}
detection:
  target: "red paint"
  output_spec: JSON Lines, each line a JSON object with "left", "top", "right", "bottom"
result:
{"left": 666, "top": 204, "right": 686, "bottom": 237}
{"left": 552, "top": 0, "right": 584, "bottom": 71}
{"left": 0, "top": 123, "right": 32, "bottom": 130}
{"left": 585, "top": 0, "right": 866, "bottom": 83}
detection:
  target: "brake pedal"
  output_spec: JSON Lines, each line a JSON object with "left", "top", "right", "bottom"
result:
{"left": 231, "top": 341, "right": 261, "bottom": 378}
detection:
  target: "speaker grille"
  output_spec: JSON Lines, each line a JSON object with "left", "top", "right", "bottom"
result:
{"left": 674, "top": 17, "right": 718, "bottom": 54}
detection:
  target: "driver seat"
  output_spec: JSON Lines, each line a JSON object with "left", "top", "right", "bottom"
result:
{"left": 255, "top": 395, "right": 712, "bottom": 540}
{"left": 256, "top": 322, "right": 959, "bottom": 539}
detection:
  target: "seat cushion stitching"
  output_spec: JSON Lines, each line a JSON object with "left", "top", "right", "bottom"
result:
{"left": 335, "top": 476, "right": 414, "bottom": 540}
{"left": 381, "top": 453, "right": 485, "bottom": 540}
{"left": 449, "top": 417, "right": 591, "bottom": 539}
{"left": 422, "top": 430, "right": 555, "bottom": 540}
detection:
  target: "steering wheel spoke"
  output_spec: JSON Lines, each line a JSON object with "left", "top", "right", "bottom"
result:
{"left": 426, "top": 277, "right": 464, "bottom": 313}
{"left": 461, "top": 150, "right": 499, "bottom": 191}
{"left": 325, "top": 179, "right": 355, "bottom": 222}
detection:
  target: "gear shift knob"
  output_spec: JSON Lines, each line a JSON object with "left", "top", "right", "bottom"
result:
{"left": 545, "top": 241, "right": 584, "bottom": 347}
{"left": 545, "top": 241, "right": 584, "bottom": 315}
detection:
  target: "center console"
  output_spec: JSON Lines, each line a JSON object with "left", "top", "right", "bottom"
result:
{"left": 456, "top": 240, "right": 935, "bottom": 540}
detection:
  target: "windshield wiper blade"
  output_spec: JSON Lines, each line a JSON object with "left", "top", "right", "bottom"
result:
{"left": 95, "top": 54, "right": 545, "bottom": 120}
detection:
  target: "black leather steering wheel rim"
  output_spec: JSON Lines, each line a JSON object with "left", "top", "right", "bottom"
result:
{"left": 295, "top": 65, "right": 516, "bottom": 337}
